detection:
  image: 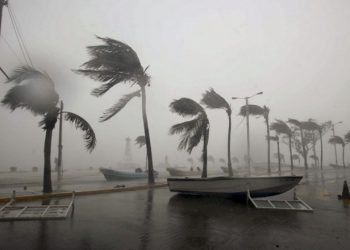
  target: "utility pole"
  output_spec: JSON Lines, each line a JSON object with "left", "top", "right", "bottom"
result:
{"left": 0, "top": 0, "right": 9, "bottom": 80}
{"left": 232, "top": 91, "right": 263, "bottom": 176}
{"left": 57, "top": 101, "right": 63, "bottom": 181}
{"left": 245, "top": 97, "right": 251, "bottom": 175}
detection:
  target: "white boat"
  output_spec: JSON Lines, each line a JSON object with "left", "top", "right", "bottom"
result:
{"left": 166, "top": 167, "right": 201, "bottom": 177}
{"left": 167, "top": 175, "right": 303, "bottom": 198}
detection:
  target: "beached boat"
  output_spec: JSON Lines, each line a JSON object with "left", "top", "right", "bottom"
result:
{"left": 100, "top": 168, "right": 158, "bottom": 181}
{"left": 166, "top": 167, "right": 201, "bottom": 177}
{"left": 167, "top": 175, "right": 303, "bottom": 198}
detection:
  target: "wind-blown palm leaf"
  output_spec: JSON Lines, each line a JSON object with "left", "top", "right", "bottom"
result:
{"left": 2, "top": 67, "right": 58, "bottom": 115}
{"left": 135, "top": 136, "right": 146, "bottom": 148}
{"left": 239, "top": 104, "right": 264, "bottom": 117}
{"left": 75, "top": 36, "right": 147, "bottom": 96}
{"left": 302, "top": 120, "right": 321, "bottom": 131}
{"left": 5, "top": 66, "right": 54, "bottom": 86}
{"left": 329, "top": 136, "right": 344, "bottom": 146}
{"left": 288, "top": 118, "right": 302, "bottom": 128}
{"left": 100, "top": 90, "right": 141, "bottom": 122}
{"left": 270, "top": 120, "right": 292, "bottom": 136}
{"left": 232, "top": 157, "right": 239, "bottom": 163}
{"left": 170, "top": 117, "right": 204, "bottom": 153}
{"left": 169, "top": 98, "right": 205, "bottom": 117}
{"left": 345, "top": 131, "right": 350, "bottom": 143}
{"left": 63, "top": 112, "right": 97, "bottom": 152}
{"left": 38, "top": 107, "right": 60, "bottom": 129}
{"left": 201, "top": 88, "right": 230, "bottom": 113}
{"left": 219, "top": 158, "right": 226, "bottom": 164}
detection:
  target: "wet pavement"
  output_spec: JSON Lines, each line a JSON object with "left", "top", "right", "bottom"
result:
{"left": 0, "top": 167, "right": 349, "bottom": 250}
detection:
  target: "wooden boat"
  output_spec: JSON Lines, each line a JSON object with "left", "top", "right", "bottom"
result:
{"left": 100, "top": 168, "right": 158, "bottom": 181}
{"left": 166, "top": 167, "right": 201, "bottom": 177}
{"left": 167, "top": 175, "right": 303, "bottom": 198}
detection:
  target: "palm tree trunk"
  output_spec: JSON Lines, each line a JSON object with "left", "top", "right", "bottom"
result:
{"left": 227, "top": 113, "right": 233, "bottom": 176}
{"left": 312, "top": 142, "right": 317, "bottom": 168}
{"left": 277, "top": 138, "right": 281, "bottom": 175}
{"left": 289, "top": 135, "right": 294, "bottom": 172}
{"left": 202, "top": 127, "right": 209, "bottom": 178}
{"left": 319, "top": 131, "right": 323, "bottom": 169}
{"left": 141, "top": 86, "right": 154, "bottom": 184}
{"left": 43, "top": 128, "right": 53, "bottom": 193}
{"left": 266, "top": 117, "right": 271, "bottom": 174}
{"left": 300, "top": 128, "right": 308, "bottom": 169}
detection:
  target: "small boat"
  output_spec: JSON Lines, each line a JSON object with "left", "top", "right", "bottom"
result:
{"left": 100, "top": 168, "right": 158, "bottom": 181}
{"left": 167, "top": 175, "right": 303, "bottom": 198}
{"left": 166, "top": 167, "right": 201, "bottom": 177}
{"left": 329, "top": 163, "right": 344, "bottom": 168}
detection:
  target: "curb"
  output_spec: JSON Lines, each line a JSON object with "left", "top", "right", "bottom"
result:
{"left": 0, "top": 183, "right": 168, "bottom": 203}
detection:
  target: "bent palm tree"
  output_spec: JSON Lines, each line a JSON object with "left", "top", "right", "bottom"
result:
{"left": 76, "top": 36, "right": 155, "bottom": 184}
{"left": 135, "top": 135, "right": 147, "bottom": 169}
{"left": 288, "top": 118, "right": 308, "bottom": 169}
{"left": 201, "top": 88, "right": 233, "bottom": 176}
{"left": 169, "top": 98, "right": 210, "bottom": 178}
{"left": 329, "top": 136, "right": 345, "bottom": 168}
{"left": 2, "top": 66, "right": 96, "bottom": 193}
{"left": 270, "top": 120, "right": 294, "bottom": 171}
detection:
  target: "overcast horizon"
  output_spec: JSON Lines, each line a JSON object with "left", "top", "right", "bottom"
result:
{"left": 1, "top": 0, "right": 350, "bottom": 171}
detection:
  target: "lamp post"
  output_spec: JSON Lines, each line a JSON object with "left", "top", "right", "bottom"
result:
{"left": 331, "top": 121, "right": 342, "bottom": 166}
{"left": 232, "top": 91, "right": 263, "bottom": 175}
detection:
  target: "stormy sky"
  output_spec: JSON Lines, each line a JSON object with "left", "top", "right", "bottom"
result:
{"left": 0, "top": 0, "right": 349, "bottom": 171}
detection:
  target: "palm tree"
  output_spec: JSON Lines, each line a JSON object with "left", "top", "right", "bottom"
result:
{"left": 169, "top": 98, "right": 210, "bottom": 178}
{"left": 288, "top": 118, "right": 308, "bottom": 169}
{"left": 329, "top": 136, "right": 345, "bottom": 168}
{"left": 219, "top": 158, "right": 226, "bottom": 165}
{"left": 239, "top": 104, "right": 271, "bottom": 172}
{"left": 201, "top": 88, "right": 233, "bottom": 176}
{"left": 2, "top": 66, "right": 96, "bottom": 193}
{"left": 76, "top": 36, "right": 155, "bottom": 184}
{"left": 309, "top": 154, "right": 319, "bottom": 167}
{"left": 135, "top": 135, "right": 147, "bottom": 169}
{"left": 270, "top": 120, "right": 294, "bottom": 171}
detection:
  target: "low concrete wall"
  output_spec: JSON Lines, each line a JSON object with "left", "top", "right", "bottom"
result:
{"left": 0, "top": 183, "right": 168, "bottom": 203}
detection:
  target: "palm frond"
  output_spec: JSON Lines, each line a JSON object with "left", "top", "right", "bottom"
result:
{"left": 301, "top": 120, "right": 321, "bottom": 131}
{"left": 2, "top": 67, "right": 59, "bottom": 115}
{"left": 328, "top": 136, "right": 344, "bottom": 146}
{"left": 6, "top": 66, "right": 54, "bottom": 86}
{"left": 219, "top": 158, "right": 226, "bottom": 164}
{"left": 38, "top": 107, "right": 59, "bottom": 130}
{"left": 232, "top": 157, "right": 239, "bottom": 163}
{"left": 239, "top": 104, "right": 264, "bottom": 117}
{"left": 169, "top": 98, "right": 205, "bottom": 117}
{"left": 208, "top": 155, "right": 215, "bottom": 162}
{"left": 201, "top": 88, "right": 230, "bottom": 113}
{"left": 270, "top": 120, "right": 292, "bottom": 136}
{"left": 100, "top": 90, "right": 141, "bottom": 122}
{"left": 170, "top": 117, "right": 204, "bottom": 153}
{"left": 135, "top": 136, "right": 146, "bottom": 148}
{"left": 75, "top": 36, "right": 147, "bottom": 94}
{"left": 309, "top": 154, "right": 318, "bottom": 160}
{"left": 288, "top": 118, "right": 302, "bottom": 128}
{"left": 63, "top": 112, "right": 97, "bottom": 152}
{"left": 292, "top": 154, "right": 300, "bottom": 160}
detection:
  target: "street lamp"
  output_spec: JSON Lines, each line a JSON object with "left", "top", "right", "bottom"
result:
{"left": 232, "top": 91, "right": 263, "bottom": 175}
{"left": 331, "top": 121, "right": 343, "bottom": 166}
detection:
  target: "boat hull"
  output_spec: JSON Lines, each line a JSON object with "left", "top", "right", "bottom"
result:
{"left": 100, "top": 168, "right": 157, "bottom": 181}
{"left": 166, "top": 168, "right": 201, "bottom": 177}
{"left": 167, "top": 175, "right": 303, "bottom": 198}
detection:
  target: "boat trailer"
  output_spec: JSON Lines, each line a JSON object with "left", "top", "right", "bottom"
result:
{"left": 247, "top": 189, "right": 313, "bottom": 212}
{"left": 0, "top": 191, "right": 75, "bottom": 221}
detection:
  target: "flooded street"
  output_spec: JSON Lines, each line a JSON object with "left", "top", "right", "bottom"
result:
{"left": 0, "top": 167, "right": 349, "bottom": 250}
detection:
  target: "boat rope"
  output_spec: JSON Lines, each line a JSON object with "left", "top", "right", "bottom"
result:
{"left": 7, "top": 2, "right": 33, "bottom": 67}
{"left": 0, "top": 35, "right": 23, "bottom": 64}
